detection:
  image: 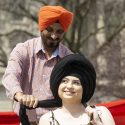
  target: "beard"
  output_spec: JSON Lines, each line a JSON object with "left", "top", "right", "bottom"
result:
{"left": 42, "top": 36, "right": 62, "bottom": 49}
{"left": 41, "top": 32, "right": 64, "bottom": 51}
{"left": 46, "top": 39, "right": 60, "bottom": 48}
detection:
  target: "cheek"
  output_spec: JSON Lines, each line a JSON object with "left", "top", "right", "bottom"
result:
{"left": 56, "top": 33, "right": 64, "bottom": 40}
{"left": 41, "top": 31, "right": 50, "bottom": 38}
{"left": 58, "top": 85, "right": 64, "bottom": 98}
{"left": 77, "top": 87, "right": 83, "bottom": 97}
{"left": 60, "top": 33, "right": 64, "bottom": 39}
{"left": 58, "top": 89, "right": 62, "bottom": 99}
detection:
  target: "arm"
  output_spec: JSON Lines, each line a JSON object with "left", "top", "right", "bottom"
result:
{"left": 2, "top": 43, "right": 26, "bottom": 100}
{"left": 2, "top": 43, "right": 38, "bottom": 108}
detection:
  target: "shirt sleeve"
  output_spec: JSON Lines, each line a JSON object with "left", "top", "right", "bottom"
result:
{"left": 2, "top": 43, "right": 28, "bottom": 100}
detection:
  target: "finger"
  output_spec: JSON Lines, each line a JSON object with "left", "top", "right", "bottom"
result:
{"left": 15, "top": 92, "right": 23, "bottom": 103}
{"left": 33, "top": 98, "right": 38, "bottom": 108}
{"left": 85, "top": 106, "right": 98, "bottom": 121}
{"left": 28, "top": 96, "right": 35, "bottom": 107}
{"left": 18, "top": 96, "right": 23, "bottom": 103}
{"left": 22, "top": 94, "right": 27, "bottom": 105}
{"left": 85, "top": 106, "right": 93, "bottom": 116}
{"left": 90, "top": 113, "right": 94, "bottom": 121}
{"left": 25, "top": 95, "right": 31, "bottom": 106}
{"left": 93, "top": 110, "right": 100, "bottom": 121}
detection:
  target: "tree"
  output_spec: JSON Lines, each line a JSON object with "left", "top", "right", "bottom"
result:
{"left": 0, "top": 0, "right": 125, "bottom": 102}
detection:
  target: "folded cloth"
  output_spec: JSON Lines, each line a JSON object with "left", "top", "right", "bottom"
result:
{"left": 38, "top": 6, "right": 73, "bottom": 32}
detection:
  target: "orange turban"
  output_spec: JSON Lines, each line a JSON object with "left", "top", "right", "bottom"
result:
{"left": 38, "top": 6, "right": 73, "bottom": 32}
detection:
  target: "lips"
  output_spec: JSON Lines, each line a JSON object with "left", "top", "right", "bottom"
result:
{"left": 64, "top": 91, "right": 75, "bottom": 95}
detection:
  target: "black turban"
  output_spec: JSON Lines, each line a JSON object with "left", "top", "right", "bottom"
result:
{"left": 50, "top": 54, "right": 96, "bottom": 106}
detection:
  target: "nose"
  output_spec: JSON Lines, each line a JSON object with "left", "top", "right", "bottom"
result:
{"left": 66, "top": 82, "right": 73, "bottom": 89}
{"left": 50, "top": 33, "right": 58, "bottom": 40}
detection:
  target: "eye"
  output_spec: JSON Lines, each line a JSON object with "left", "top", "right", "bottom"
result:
{"left": 61, "top": 79, "right": 68, "bottom": 84}
{"left": 73, "top": 81, "right": 81, "bottom": 86}
{"left": 56, "top": 29, "right": 64, "bottom": 34}
{"left": 46, "top": 27, "right": 53, "bottom": 32}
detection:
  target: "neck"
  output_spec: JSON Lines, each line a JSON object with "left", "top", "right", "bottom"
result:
{"left": 61, "top": 103, "right": 85, "bottom": 116}
{"left": 44, "top": 47, "right": 55, "bottom": 58}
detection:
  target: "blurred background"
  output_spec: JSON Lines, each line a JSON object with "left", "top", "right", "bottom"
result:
{"left": 0, "top": 0, "right": 125, "bottom": 111}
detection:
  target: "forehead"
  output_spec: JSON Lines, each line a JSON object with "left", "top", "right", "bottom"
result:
{"left": 63, "top": 76, "right": 80, "bottom": 81}
{"left": 49, "top": 23, "right": 63, "bottom": 30}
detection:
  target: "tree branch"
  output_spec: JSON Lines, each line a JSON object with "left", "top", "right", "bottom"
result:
{"left": 19, "top": 4, "right": 37, "bottom": 22}
{"left": 0, "top": 47, "right": 8, "bottom": 67}
{"left": 108, "top": 23, "right": 125, "bottom": 42}
{"left": 91, "top": 23, "right": 125, "bottom": 58}
{"left": 31, "top": 0, "right": 48, "bottom": 5}
{"left": 80, "top": 26, "right": 105, "bottom": 46}
{"left": 0, "top": 28, "right": 37, "bottom": 37}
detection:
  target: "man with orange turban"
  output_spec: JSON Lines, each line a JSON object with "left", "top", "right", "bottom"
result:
{"left": 2, "top": 6, "right": 73, "bottom": 125}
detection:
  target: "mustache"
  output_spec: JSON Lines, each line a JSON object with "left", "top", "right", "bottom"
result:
{"left": 47, "top": 36, "right": 60, "bottom": 41}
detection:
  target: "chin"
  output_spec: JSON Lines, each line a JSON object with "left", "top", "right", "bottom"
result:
{"left": 63, "top": 95, "right": 75, "bottom": 100}
{"left": 48, "top": 43, "right": 59, "bottom": 48}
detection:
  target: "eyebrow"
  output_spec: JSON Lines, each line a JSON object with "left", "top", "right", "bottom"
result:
{"left": 63, "top": 78, "right": 80, "bottom": 81}
{"left": 62, "top": 78, "right": 68, "bottom": 80}
{"left": 48, "top": 24, "right": 64, "bottom": 31}
{"left": 47, "top": 26, "right": 53, "bottom": 29}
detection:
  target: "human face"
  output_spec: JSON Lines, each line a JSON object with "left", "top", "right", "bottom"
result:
{"left": 41, "top": 23, "right": 64, "bottom": 49}
{"left": 58, "top": 76, "right": 83, "bottom": 104}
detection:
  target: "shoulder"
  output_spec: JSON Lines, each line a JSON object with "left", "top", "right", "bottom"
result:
{"left": 16, "top": 37, "right": 40, "bottom": 48}
{"left": 40, "top": 111, "right": 52, "bottom": 120}
{"left": 59, "top": 43, "right": 71, "bottom": 51}
{"left": 96, "top": 106, "right": 111, "bottom": 113}
{"left": 96, "top": 105, "right": 108, "bottom": 110}
{"left": 11, "top": 37, "right": 40, "bottom": 56}
{"left": 40, "top": 109, "right": 60, "bottom": 120}
{"left": 59, "top": 43, "right": 73, "bottom": 57}
{"left": 96, "top": 106, "right": 115, "bottom": 124}
{"left": 39, "top": 112, "right": 51, "bottom": 125}
{"left": 96, "top": 106, "right": 112, "bottom": 116}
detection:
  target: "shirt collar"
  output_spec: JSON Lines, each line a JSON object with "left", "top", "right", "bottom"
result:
{"left": 35, "top": 37, "right": 43, "bottom": 54}
{"left": 35, "top": 37, "right": 61, "bottom": 58}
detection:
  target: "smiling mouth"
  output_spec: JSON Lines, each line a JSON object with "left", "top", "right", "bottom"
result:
{"left": 64, "top": 91, "right": 75, "bottom": 94}
{"left": 47, "top": 38, "right": 58, "bottom": 43}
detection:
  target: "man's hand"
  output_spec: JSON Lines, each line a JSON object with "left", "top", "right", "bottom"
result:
{"left": 14, "top": 92, "right": 38, "bottom": 108}
{"left": 85, "top": 106, "right": 102, "bottom": 125}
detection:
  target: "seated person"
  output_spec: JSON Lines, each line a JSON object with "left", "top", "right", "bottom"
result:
{"left": 39, "top": 54, "right": 115, "bottom": 125}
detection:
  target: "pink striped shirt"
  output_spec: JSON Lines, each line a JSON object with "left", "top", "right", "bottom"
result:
{"left": 2, "top": 37, "right": 72, "bottom": 122}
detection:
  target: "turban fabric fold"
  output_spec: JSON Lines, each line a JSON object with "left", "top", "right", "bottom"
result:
{"left": 38, "top": 6, "right": 73, "bottom": 32}
{"left": 50, "top": 54, "right": 96, "bottom": 105}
